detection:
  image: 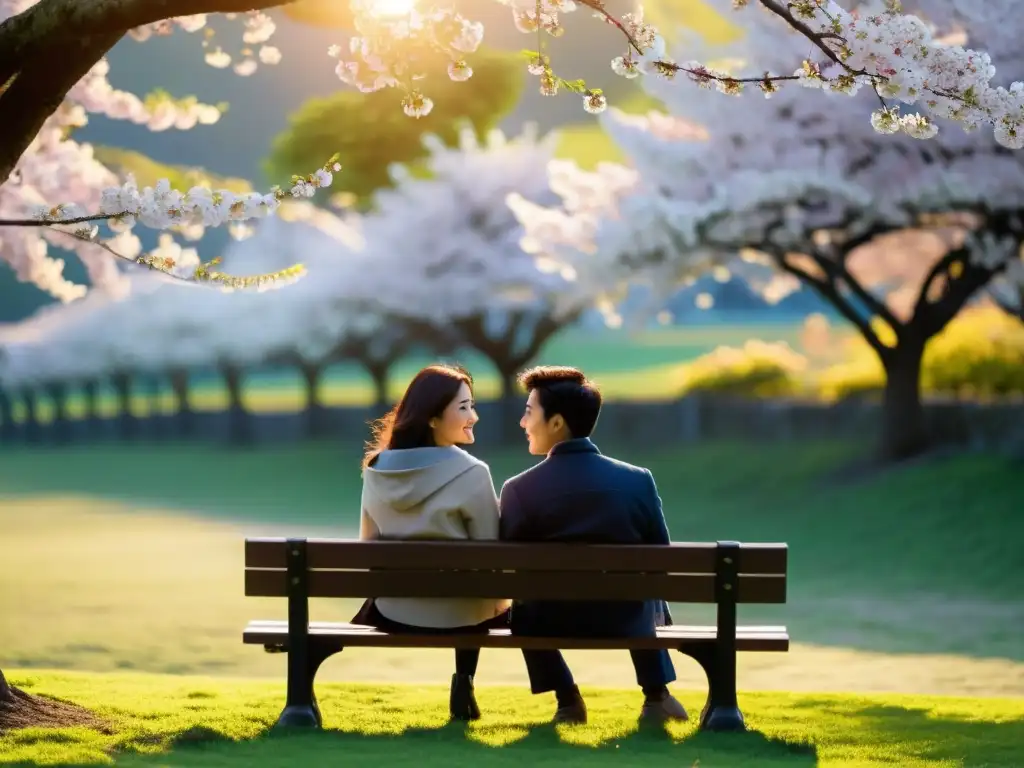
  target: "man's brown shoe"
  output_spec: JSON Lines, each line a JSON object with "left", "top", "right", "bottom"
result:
{"left": 639, "top": 692, "right": 688, "bottom": 722}
{"left": 553, "top": 687, "right": 588, "bottom": 724}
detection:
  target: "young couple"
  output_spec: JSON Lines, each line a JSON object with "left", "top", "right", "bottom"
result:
{"left": 355, "top": 363, "right": 687, "bottom": 726}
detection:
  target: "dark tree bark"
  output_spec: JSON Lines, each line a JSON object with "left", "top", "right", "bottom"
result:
{"left": 79, "top": 379, "right": 101, "bottom": 441}
{"left": 0, "top": 667, "right": 12, "bottom": 703}
{"left": 336, "top": 323, "right": 424, "bottom": 411}
{"left": 364, "top": 360, "right": 391, "bottom": 410}
{"left": 44, "top": 380, "right": 71, "bottom": 444}
{"left": 445, "top": 309, "right": 576, "bottom": 444}
{"left": 140, "top": 374, "right": 163, "bottom": 438}
{"left": 878, "top": 332, "right": 928, "bottom": 461}
{"left": 21, "top": 387, "right": 40, "bottom": 443}
{"left": 298, "top": 361, "right": 330, "bottom": 439}
{"left": 0, "top": 0, "right": 301, "bottom": 184}
{"left": 82, "top": 379, "right": 99, "bottom": 422}
{"left": 168, "top": 368, "right": 194, "bottom": 438}
{"left": 0, "top": 388, "right": 14, "bottom": 442}
{"left": 221, "top": 363, "right": 251, "bottom": 446}
{"left": 110, "top": 370, "right": 135, "bottom": 440}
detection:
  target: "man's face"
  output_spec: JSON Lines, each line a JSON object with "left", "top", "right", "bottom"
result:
{"left": 520, "top": 389, "right": 560, "bottom": 456}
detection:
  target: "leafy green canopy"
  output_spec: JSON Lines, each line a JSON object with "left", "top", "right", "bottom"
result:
{"left": 263, "top": 46, "right": 524, "bottom": 207}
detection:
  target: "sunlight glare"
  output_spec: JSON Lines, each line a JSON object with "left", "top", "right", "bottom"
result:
{"left": 363, "top": 0, "right": 418, "bottom": 18}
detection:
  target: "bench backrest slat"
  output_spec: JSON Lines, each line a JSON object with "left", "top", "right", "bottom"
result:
{"left": 244, "top": 568, "right": 786, "bottom": 603}
{"left": 244, "top": 538, "right": 788, "bottom": 605}
{"left": 245, "top": 538, "right": 787, "bottom": 574}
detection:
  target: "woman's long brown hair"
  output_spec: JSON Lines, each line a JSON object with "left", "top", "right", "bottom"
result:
{"left": 362, "top": 363, "right": 473, "bottom": 470}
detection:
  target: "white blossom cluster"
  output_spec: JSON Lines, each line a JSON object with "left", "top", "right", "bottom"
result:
{"left": 329, "top": 0, "right": 485, "bottom": 118}
{"left": 362, "top": 124, "right": 593, "bottom": 324}
{"left": 0, "top": 0, "right": 226, "bottom": 300}
{"left": 4, "top": 0, "right": 1024, "bottom": 306}
{"left": 318, "top": 0, "right": 1024, "bottom": 148}
{"left": 128, "top": 10, "right": 283, "bottom": 77}
{"left": 0, "top": 128, "right": 608, "bottom": 391}
{"left": 0, "top": 201, "right": 367, "bottom": 388}
{"left": 510, "top": 0, "right": 1024, "bottom": 326}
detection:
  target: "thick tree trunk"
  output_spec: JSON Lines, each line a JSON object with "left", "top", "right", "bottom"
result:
{"left": 498, "top": 370, "right": 519, "bottom": 401}
{"left": 0, "top": 0, "right": 302, "bottom": 185}
{"left": 222, "top": 365, "right": 251, "bottom": 446}
{"left": 0, "top": 388, "right": 14, "bottom": 442}
{"left": 366, "top": 362, "right": 390, "bottom": 410}
{"left": 0, "top": 667, "right": 11, "bottom": 701}
{"left": 82, "top": 380, "right": 99, "bottom": 422}
{"left": 45, "top": 381, "right": 70, "bottom": 443}
{"left": 169, "top": 369, "right": 194, "bottom": 438}
{"left": 80, "top": 379, "right": 101, "bottom": 441}
{"left": 140, "top": 375, "right": 162, "bottom": 439}
{"left": 453, "top": 310, "right": 570, "bottom": 404}
{"left": 111, "top": 371, "right": 135, "bottom": 440}
{"left": 299, "top": 362, "right": 328, "bottom": 439}
{"left": 21, "top": 388, "right": 40, "bottom": 443}
{"left": 879, "top": 338, "right": 929, "bottom": 462}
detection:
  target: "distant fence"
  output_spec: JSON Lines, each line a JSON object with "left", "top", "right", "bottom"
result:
{"left": 2, "top": 396, "right": 1023, "bottom": 453}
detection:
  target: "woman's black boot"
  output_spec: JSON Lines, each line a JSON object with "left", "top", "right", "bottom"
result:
{"left": 449, "top": 673, "right": 481, "bottom": 721}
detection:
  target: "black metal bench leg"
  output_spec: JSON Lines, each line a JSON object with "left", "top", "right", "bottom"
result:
{"left": 273, "top": 537, "right": 337, "bottom": 730}
{"left": 683, "top": 645, "right": 745, "bottom": 732}
{"left": 681, "top": 540, "right": 747, "bottom": 732}
{"left": 275, "top": 641, "right": 337, "bottom": 729}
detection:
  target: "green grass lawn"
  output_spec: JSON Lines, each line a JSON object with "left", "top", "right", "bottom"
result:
{"left": 3, "top": 670, "right": 1024, "bottom": 767}
{"left": 6, "top": 324, "right": 822, "bottom": 422}
{"left": 1, "top": 442, "right": 1022, "bottom": 697}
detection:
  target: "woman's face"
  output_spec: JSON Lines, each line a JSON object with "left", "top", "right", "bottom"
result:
{"left": 431, "top": 382, "right": 478, "bottom": 447}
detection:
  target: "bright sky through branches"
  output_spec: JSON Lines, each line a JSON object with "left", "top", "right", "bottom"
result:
{"left": 362, "top": 0, "right": 419, "bottom": 18}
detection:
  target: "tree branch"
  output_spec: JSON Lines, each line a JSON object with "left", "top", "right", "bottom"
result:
{"left": 828, "top": 249, "right": 903, "bottom": 334}
{"left": 757, "top": 0, "right": 847, "bottom": 65}
{"left": 771, "top": 248, "right": 891, "bottom": 363}
{"left": 913, "top": 247, "right": 1003, "bottom": 338}
{"left": 0, "top": 0, "right": 299, "bottom": 184}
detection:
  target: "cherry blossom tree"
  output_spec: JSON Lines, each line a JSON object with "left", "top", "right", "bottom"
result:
{"left": 0, "top": 243, "right": 327, "bottom": 444}
{"left": 0, "top": 202, "right": 438, "bottom": 443}
{"left": 511, "top": 2, "right": 1024, "bottom": 461}
{"left": 3, "top": 0, "right": 1024, "bottom": 713}
{"left": 0, "top": 0, "right": 339, "bottom": 306}
{"left": 0, "top": 290, "right": 114, "bottom": 439}
{"left": 223, "top": 206, "right": 449, "bottom": 420}
{"left": 3, "top": 0, "right": 1024, "bottom": 309}
{"left": 363, "top": 124, "right": 596, "bottom": 398}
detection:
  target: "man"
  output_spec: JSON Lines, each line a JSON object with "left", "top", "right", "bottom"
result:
{"left": 499, "top": 365, "right": 687, "bottom": 725}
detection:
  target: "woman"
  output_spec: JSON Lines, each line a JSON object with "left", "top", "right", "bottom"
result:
{"left": 355, "top": 363, "right": 510, "bottom": 721}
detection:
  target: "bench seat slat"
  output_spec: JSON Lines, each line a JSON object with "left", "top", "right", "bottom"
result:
{"left": 242, "top": 621, "right": 790, "bottom": 652}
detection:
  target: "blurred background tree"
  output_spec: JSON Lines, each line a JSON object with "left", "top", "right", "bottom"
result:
{"left": 263, "top": 46, "right": 524, "bottom": 208}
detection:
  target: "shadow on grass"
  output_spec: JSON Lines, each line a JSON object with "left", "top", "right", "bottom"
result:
{"left": 787, "top": 696, "right": 1024, "bottom": 766}
{"left": 33, "top": 720, "right": 819, "bottom": 768}
{"left": 8, "top": 698, "right": 1024, "bottom": 767}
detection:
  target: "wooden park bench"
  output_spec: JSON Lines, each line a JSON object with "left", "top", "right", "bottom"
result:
{"left": 243, "top": 538, "right": 789, "bottom": 733}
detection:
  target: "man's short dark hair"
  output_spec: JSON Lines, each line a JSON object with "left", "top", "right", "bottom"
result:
{"left": 517, "top": 365, "right": 602, "bottom": 439}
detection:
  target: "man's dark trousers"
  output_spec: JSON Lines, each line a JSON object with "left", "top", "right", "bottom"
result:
{"left": 513, "top": 602, "right": 676, "bottom": 692}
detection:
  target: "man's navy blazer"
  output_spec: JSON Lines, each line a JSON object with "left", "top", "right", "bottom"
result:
{"left": 498, "top": 437, "right": 671, "bottom": 638}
